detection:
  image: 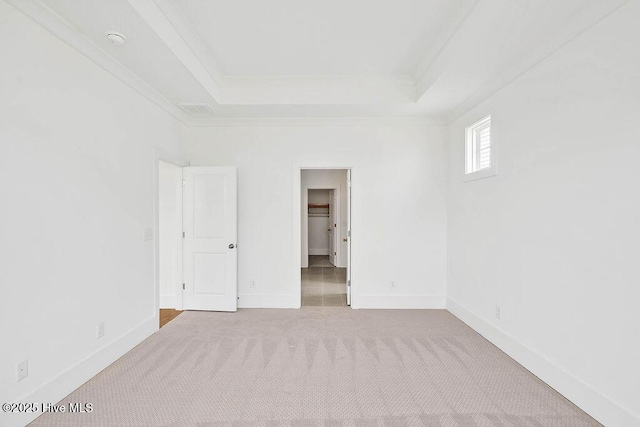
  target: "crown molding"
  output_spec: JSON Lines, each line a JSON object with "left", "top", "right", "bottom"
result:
{"left": 152, "top": 0, "right": 225, "bottom": 79}
{"left": 413, "top": 0, "right": 479, "bottom": 101}
{"left": 124, "top": 0, "right": 222, "bottom": 103}
{"left": 218, "top": 75, "right": 417, "bottom": 105}
{"left": 184, "top": 116, "right": 446, "bottom": 128}
{"left": 16, "top": 0, "right": 618, "bottom": 125}
{"left": 5, "top": 0, "right": 191, "bottom": 125}
{"left": 443, "top": 0, "right": 630, "bottom": 124}
{"left": 7, "top": 0, "right": 427, "bottom": 120}
{"left": 126, "top": 1, "right": 419, "bottom": 106}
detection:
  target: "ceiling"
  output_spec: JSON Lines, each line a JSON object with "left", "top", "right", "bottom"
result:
{"left": 172, "top": 0, "right": 469, "bottom": 77}
{"left": 6, "top": 0, "right": 628, "bottom": 124}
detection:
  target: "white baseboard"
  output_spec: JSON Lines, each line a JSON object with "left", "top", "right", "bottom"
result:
{"left": 355, "top": 295, "right": 446, "bottom": 309}
{"left": 238, "top": 294, "right": 299, "bottom": 308}
{"left": 309, "top": 249, "right": 329, "bottom": 256}
{"left": 446, "top": 298, "right": 640, "bottom": 427}
{"left": 7, "top": 317, "right": 157, "bottom": 427}
{"left": 159, "top": 294, "right": 177, "bottom": 308}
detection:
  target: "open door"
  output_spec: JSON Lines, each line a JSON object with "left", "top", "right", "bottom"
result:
{"left": 346, "top": 170, "right": 352, "bottom": 306}
{"left": 328, "top": 189, "right": 337, "bottom": 266}
{"left": 182, "top": 166, "right": 237, "bottom": 312}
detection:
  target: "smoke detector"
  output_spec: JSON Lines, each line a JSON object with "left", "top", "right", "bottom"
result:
{"left": 106, "top": 32, "right": 126, "bottom": 46}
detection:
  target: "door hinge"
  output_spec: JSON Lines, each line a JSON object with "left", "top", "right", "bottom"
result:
{"left": 347, "top": 180, "right": 352, "bottom": 188}
{"left": 348, "top": 230, "right": 351, "bottom": 237}
{"left": 334, "top": 251, "right": 337, "bottom": 256}
{"left": 182, "top": 231, "right": 185, "bottom": 238}
{"left": 182, "top": 283, "right": 185, "bottom": 290}
{"left": 182, "top": 179, "right": 186, "bottom": 186}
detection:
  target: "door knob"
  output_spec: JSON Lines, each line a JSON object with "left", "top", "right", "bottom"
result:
{"left": 343, "top": 238, "right": 348, "bottom": 242}
{"left": 228, "top": 244, "right": 235, "bottom": 249}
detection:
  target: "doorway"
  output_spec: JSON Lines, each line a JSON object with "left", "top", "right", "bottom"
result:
{"left": 299, "top": 169, "right": 351, "bottom": 307}
{"left": 158, "top": 160, "right": 183, "bottom": 312}
{"left": 307, "top": 188, "right": 336, "bottom": 265}
{"left": 156, "top": 161, "right": 239, "bottom": 316}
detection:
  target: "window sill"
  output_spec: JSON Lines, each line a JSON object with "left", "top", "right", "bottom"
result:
{"left": 463, "top": 168, "right": 497, "bottom": 182}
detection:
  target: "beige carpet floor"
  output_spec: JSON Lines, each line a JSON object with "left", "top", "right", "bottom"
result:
{"left": 30, "top": 309, "right": 599, "bottom": 426}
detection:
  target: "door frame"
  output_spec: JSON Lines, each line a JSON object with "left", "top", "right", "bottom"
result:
{"left": 302, "top": 186, "right": 340, "bottom": 268}
{"left": 293, "top": 165, "right": 354, "bottom": 309}
{"left": 153, "top": 149, "right": 187, "bottom": 325}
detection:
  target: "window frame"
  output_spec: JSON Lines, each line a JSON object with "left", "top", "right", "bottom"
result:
{"left": 464, "top": 115, "right": 497, "bottom": 182}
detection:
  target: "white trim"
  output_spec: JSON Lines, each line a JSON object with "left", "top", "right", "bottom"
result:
{"left": 463, "top": 114, "right": 497, "bottom": 182}
{"left": 293, "top": 167, "right": 302, "bottom": 306}
{"left": 7, "top": 0, "right": 626, "bottom": 123}
{"left": 217, "top": 75, "right": 415, "bottom": 105}
{"left": 302, "top": 185, "right": 341, "bottom": 268}
{"left": 5, "top": 0, "right": 190, "bottom": 125}
{"left": 159, "top": 295, "right": 178, "bottom": 308}
{"left": 294, "top": 165, "right": 354, "bottom": 308}
{"left": 357, "top": 295, "right": 446, "bottom": 309}
{"left": 446, "top": 298, "right": 640, "bottom": 427}
{"left": 443, "top": 1, "right": 629, "bottom": 123}
{"left": 151, "top": 0, "right": 225, "bottom": 79}
{"left": 413, "top": 1, "right": 479, "bottom": 101}
{"left": 153, "top": 149, "right": 187, "bottom": 316}
{"left": 10, "top": 317, "right": 157, "bottom": 427}
{"left": 187, "top": 116, "right": 445, "bottom": 128}
{"left": 462, "top": 167, "right": 497, "bottom": 182}
{"left": 309, "top": 249, "right": 330, "bottom": 256}
{"left": 124, "top": 0, "right": 222, "bottom": 102}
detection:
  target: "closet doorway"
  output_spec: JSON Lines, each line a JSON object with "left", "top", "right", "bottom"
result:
{"left": 308, "top": 189, "right": 337, "bottom": 266}
{"left": 300, "top": 169, "right": 351, "bottom": 307}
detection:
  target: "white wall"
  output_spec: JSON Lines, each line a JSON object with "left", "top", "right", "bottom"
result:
{"left": 159, "top": 161, "right": 183, "bottom": 308}
{"left": 307, "top": 189, "right": 330, "bottom": 257}
{"left": 446, "top": 2, "right": 640, "bottom": 425}
{"left": 302, "top": 171, "right": 348, "bottom": 267}
{"left": 184, "top": 120, "right": 447, "bottom": 309}
{"left": 308, "top": 189, "right": 330, "bottom": 204}
{"left": 0, "top": 4, "right": 184, "bottom": 426}
{"left": 308, "top": 215, "right": 329, "bottom": 256}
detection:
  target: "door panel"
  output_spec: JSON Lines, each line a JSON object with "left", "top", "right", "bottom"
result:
{"left": 328, "top": 190, "right": 336, "bottom": 266}
{"left": 183, "top": 166, "right": 237, "bottom": 312}
{"left": 193, "top": 174, "right": 226, "bottom": 238}
{"left": 193, "top": 253, "right": 226, "bottom": 295}
{"left": 347, "top": 170, "right": 352, "bottom": 306}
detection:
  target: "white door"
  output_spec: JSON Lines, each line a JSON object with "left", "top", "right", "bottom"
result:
{"left": 328, "top": 190, "right": 336, "bottom": 266}
{"left": 346, "top": 170, "right": 352, "bottom": 306}
{"left": 182, "top": 166, "right": 237, "bottom": 312}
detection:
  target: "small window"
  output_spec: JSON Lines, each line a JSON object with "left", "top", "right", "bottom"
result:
{"left": 465, "top": 115, "right": 495, "bottom": 179}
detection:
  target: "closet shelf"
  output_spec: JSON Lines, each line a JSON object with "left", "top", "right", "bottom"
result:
{"left": 308, "top": 203, "right": 330, "bottom": 217}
